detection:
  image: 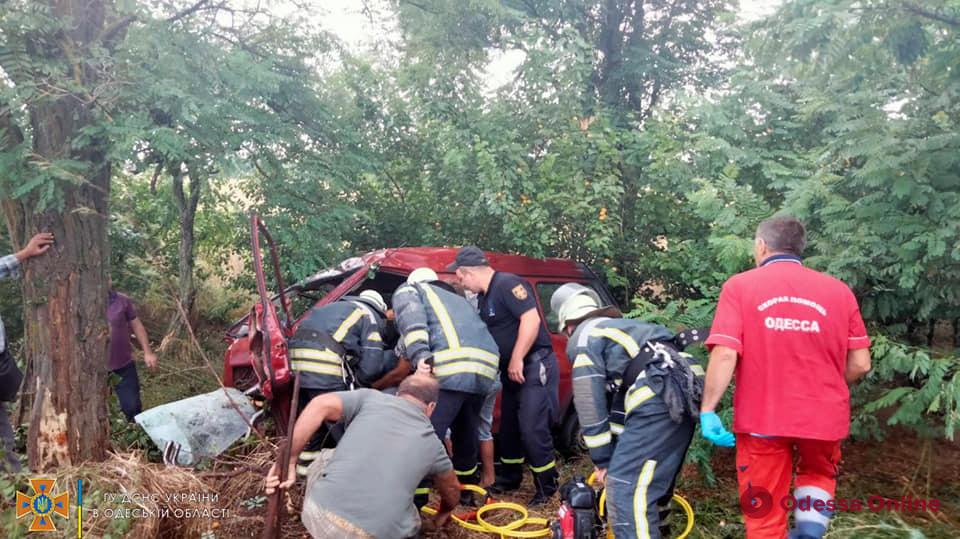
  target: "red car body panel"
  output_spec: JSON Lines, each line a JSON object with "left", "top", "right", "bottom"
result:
{"left": 224, "top": 247, "right": 613, "bottom": 438}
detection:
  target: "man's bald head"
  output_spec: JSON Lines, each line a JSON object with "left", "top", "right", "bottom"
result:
{"left": 398, "top": 374, "right": 440, "bottom": 406}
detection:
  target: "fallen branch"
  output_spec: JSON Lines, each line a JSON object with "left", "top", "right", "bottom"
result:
{"left": 172, "top": 294, "right": 269, "bottom": 445}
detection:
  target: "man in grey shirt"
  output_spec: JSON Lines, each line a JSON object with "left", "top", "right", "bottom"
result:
{"left": 265, "top": 375, "right": 459, "bottom": 538}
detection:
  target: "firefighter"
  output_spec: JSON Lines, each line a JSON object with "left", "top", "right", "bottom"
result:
{"left": 288, "top": 289, "right": 388, "bottom": 476}
{"left": 552, "top": 286, "right": 705, "bottom": 539}
{"left": 393, "top": 267, "right": 499, "bottom": 505}
{"left": 451, "top": 246, "right": 560, "bottom": 506}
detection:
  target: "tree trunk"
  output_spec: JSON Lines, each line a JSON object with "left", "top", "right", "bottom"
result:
{"left": 0, "top": 0, "right": 112, "bottom": 470}
{"left": 954, "top": 319, "right": 959, "bottom": 350}
{"left": 170, "top": 169, "right": 202, "bottom": 329}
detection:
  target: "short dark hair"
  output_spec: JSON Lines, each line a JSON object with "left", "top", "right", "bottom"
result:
{"left": 397, "top": 375, "right": 440, "bottom": 405}
{"left": 756, "top": 215, "right": 807, "bottom": 255}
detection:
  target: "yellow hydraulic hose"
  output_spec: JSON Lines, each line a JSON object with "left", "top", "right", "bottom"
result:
{"left": 589, "top": 472, "right": 695, "bottom": 539}
{"left": 420, "top": 484, "right": 552, "bottom": 537}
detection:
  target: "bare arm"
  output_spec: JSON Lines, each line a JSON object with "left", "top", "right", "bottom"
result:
{"left": 507, "top": 309, "right": 541, "bottom": 383}
{"left": 130, "top": 318, "right": 157, "bottom": 369}
{"left": 265, "top": 392, "right": 344, "bottom": 493}
{"left": 371, "top": 357, "right": 412, "bottom": 390}
{"left": 431, "top": 469, "right": 460, "bottom": 527}
{"left": 700, "top": 345, "right": 738, "bottom": 412}
{"left": 512, "top": 309, "right": 540, "bottom": 364}
{"left": 845, "top": 348, "right": 871, "bottom": 384}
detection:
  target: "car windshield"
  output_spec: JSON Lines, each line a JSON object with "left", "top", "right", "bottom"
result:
{"left": 225, "top": 257, "right": 365, "bottom": 338}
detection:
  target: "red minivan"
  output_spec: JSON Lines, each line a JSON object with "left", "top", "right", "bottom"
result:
{"left": 224, "top": 227, "right": 615, "bottom": 454}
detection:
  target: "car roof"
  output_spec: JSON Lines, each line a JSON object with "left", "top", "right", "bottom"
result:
{"left": 359, "top": 247, "right": 592, "bottom": 279}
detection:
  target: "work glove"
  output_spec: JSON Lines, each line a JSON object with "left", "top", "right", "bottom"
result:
{"left": 700, "top": 411, "right": 735, "bottom": 447}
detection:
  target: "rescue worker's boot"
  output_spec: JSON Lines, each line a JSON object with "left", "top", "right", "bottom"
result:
{"left": 456, "top": 467, "right": 481, "bottom": 506}
{"left": 528, "top": 465, "right": 559, "bottom": 506}
{"left": 488, "top": 462, "right": 523, "bottom": 495}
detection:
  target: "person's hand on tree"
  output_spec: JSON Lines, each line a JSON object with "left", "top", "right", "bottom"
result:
{"left": 16, "top": 232, "right": 54, "bottom": 261}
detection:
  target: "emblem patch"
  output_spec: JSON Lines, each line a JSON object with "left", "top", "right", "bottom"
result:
{"left": 512, "top": 284, "right": 528, "bottom": 300}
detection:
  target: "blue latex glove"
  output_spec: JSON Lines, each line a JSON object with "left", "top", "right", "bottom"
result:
{"left": 700, "top": 411, "right": 736, "bottom": 447}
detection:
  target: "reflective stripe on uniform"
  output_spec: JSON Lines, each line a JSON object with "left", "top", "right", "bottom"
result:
{"left": 332, "top": 308, "right": 364, "bottom": 342}
{"left": 297, "top": 465, "right": 311, "bottom": 476}
{"left": 415, "top": 487, "right": 431, "bottom": 495}
{"left": 501, "top": 457, "right": 524, "bottom": 465}
{"left": 572, "top": 353, "right": 593, "bottom": 368}
{"left": 299, "top": 450, "right": 322, "bottom": 461}
{"left": 455, "top": 465, "right": 478, "bottom": 476}
{"left": 367, "top": 332, "right": 382, "bottom": 342}
{"left": 625, "top": 385, "right": 655, "bottom": 414}
{"left": 433, "top": 347, "right": 499, "bottom": 367}
{"left": 421, "top": 284, "right": 461, "bottom": 349}
{"left": 404, "top": 330, "right": 430, "bottom": 347}
{"left": 530, "top": 460, "right": 556, "bottom": 473}
{"left": 433, "top": 361, "right": 497, "bottom": 380}
{"left": 590, "top": 327, "right": 640, "bottom": 357}
{"left": 610, "top": 423, "right": 624, "bottom": 435}
{"left": 634, "top": 460, "right": 658, "bottom": 539}
{"left": 583, "top": 430, "right": 612, "bottom": 449}
{"left": 291, "top": 360, "right": 343, "bottom": 377}
{"left": 290, "top": 348, "right": 342, "bottom": 364}
{"left": 691, "top": 364, "right": 705, "bottom": 376}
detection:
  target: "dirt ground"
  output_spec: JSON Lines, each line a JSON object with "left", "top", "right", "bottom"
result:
{"left": 205, "top": 426, "right": 959, "bottom": 539}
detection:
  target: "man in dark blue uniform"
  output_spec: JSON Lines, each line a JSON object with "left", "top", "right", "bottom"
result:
{"left": 450, "top": 246, "right": 560, "bottom": 505}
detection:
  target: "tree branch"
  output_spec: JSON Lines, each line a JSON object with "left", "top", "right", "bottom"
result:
{"left": 100, "top": 15, "right": 138, "bottom": 46}
{"left": 167, "top": 0, "right": 213, "bottom": 24}
{"left": 149, "top": 162, "right": 163, "bottom": 194}
{"left": 171, "top": 168, "right": 186, "bottom": 212}
{"left": 904, "top": 3, "right": 960, "bottom": 27}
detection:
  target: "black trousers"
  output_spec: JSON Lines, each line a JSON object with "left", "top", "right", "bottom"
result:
{"left": 499, "top": 350, "right": 559, "bottom": 471}
{"left": 430, "top": 389, "right": 483, "bottom": 479}
{"left": 111, "top": 362, "right": 142, "bottom": 422}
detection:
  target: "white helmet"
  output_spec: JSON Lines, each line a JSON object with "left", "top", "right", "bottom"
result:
{"left": 356, "top": 290, "right": 387, "bottom": 314}
{"left": 407, "top": 267, "right": 439, "bottom": 284}
{"left": 556, "top": 293, "right": 602, "bottom": 332}
{"left": 549, "top": 283, "right": 601, "bottom": 317}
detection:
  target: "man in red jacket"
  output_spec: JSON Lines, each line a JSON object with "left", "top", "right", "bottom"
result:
{"left": 699, "top": 216, "right": 872, "bottom": 539}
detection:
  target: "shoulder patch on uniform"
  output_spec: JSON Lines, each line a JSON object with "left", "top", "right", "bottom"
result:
{"left": 511, "top": 284, "right": 528, "bottom": 300}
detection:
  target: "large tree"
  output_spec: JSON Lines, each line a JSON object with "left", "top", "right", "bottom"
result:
{"left": 0, "top": 0, "right": 124, "bottom": 468}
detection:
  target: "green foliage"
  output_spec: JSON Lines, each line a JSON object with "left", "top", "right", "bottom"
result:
{"left": 854, "top": 336, "right": 960, "bottom": 441}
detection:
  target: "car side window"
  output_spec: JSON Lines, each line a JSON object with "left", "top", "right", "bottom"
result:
{"left": 535, "top": 282, "right": 564, "bottom": 333}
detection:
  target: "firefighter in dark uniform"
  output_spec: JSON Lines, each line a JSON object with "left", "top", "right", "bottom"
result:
{"left": 288, "top": 289, "right": 388, "bottom": 476}
{"left": 552, "top": 285, "right": 705, "bottom": 539}
{"left": 393, "top": 267, "right": 500, "bottom": 506}
{"left": 451, "top": 246, "right": 560, "bottom": 505}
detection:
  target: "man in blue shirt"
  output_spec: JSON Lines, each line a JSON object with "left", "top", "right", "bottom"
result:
{"left": 0, "top": 232, "right": 55, "bottom": 472}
